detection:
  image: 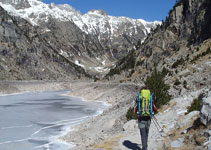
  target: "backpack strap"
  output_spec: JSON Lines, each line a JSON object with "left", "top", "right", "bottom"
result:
{"left": 151, "top": 92, "right": 154, "bottom": 117}
{"left": 138, "top": 91, "right": 141, "bottom": 115}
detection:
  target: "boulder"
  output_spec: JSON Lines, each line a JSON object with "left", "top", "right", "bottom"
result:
{"left": 178, "top": 69, "right": 191, "bottom": 77}
{"left": 123, "top": 120, "right": 137, "bottom": 131}
{"left": 204, "top": 129, "right": 211, "bottom": 138}
{"left": 171, "top": 138, "right": 184, "bottom": 148}
{"left": 176, "top": 111, "right": 200, "bottom": 129}
{"left": 200, "top": 97, "right": 211, "bottom": 126}
{"left": 203, "top": 140, "right": 211, "bottom": 150}
{"left": 203, "top": 129, "right": 211, "bottom": 149}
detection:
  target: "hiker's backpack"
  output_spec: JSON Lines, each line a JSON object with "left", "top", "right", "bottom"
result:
{"left": 138, "top": 89, "right": 152, "bottom": 117}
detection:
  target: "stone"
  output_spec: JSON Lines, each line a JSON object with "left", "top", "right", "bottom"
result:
{"left": 176, "top": 111, "right": 200, "bottom": 129}
{"left": 181, "top": 129, "right": 187, "bottom": 134}
{"left": 200, "top": 97, "right": 211, "bottom": 126}
{"left": 204, "top": 129, "right": 211, "bottom": 138}
{"left": 178, "top": 69, "right": 191, "bottom": 77}
{"left": 171, "top": 138, "right": 184, "bottom": 148}
{"left": 0, "top": 25, "right": 4, "bottom": 35}
{"left": 203, "top": 140, "right": 211, "bottom": 149}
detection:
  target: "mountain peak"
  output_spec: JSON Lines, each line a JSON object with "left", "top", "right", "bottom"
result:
{"left": 56, "top": 3, "right": 80, "bottom": 14}
{"left": 87, "top": 9, "right": 108, "bottom": 16}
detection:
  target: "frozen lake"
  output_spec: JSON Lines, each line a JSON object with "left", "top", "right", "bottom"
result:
{"left": 0, "top": 90, "right": 106, "bottom": 150}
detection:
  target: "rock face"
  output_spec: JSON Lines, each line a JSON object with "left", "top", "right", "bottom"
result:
{"left": 106, "top": 0, "right": 211, "bottom": 90}
{"left": 78, "top": 11, "right": 159, "bottom": 59}
{"left": 0, "top": 5, "right": 90, "bottom": 80}
{"left": 176, "top": 111, "right": 200, "bottom": 129}
{"left": 200, "top": 97, "right": 211, "bottom": 126}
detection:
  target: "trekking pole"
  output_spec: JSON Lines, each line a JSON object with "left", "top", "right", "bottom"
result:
{"left": 153, "top": 116, "right": 164, "bottom": 133}
{"left": 152, "top": 117, "right": 166, "bottom": 138}
{"left": 152, "top": 117, "right": 163, "bottom": 137}
{"left": 153, "top": 117, "right": 164, "bottom": 133}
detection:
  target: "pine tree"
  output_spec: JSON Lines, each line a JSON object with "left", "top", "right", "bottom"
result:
{"left": 145, "top": 68, "right": 171, "bottom": 108}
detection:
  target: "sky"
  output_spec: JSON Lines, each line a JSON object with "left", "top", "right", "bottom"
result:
{"left": 43, "top": 0, "right": 176, "bottom": 22}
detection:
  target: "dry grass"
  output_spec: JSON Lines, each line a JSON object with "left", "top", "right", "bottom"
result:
{"left": 93, "top": 135, "right": 124, "bottom": 150}
{"left": 164, "top": 118, "right": 207, "bottom": 150}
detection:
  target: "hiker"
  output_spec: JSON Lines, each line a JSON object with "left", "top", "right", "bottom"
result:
{"left": 134, "top": 86, "right": 157, "bottom": 150}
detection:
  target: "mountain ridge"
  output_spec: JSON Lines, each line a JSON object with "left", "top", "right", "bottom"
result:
{"left": 0, "top": 0, "right": 160, "bottom": 59}
{"left": 0, "top": 0, "right": 161, "bottom": 80}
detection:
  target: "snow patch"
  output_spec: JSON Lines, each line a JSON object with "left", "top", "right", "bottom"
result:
{"left": 102, "top": 60, "right": 106, "bottom": 66}
{"left": 95, "top": 66, "right": 110, "bottom": 72}
{"left": 176, "top": 110, "right": 187, "bottom": 115}
{"left": 141, "top": 37, "right": 147, "bottom": 44}
{"left": 59, "top": 49, "right": 68, "bottom": 57}
{"left": 45, "top": 29, "right": 51, "bottom": 32}
{"left": 75, "top": 60, "right": 85, "bottom": 68}
{"left": 0, "top": 2, "right": 20, "bottom": 17}
{"left": 138, "top": 19, "right": 161, "bottom": 34}
{"left": 96, "top": 57, "right": 101, "bottom": 61}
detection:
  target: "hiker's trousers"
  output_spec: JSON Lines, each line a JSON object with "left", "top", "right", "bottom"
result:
{"left": 138, "top": 119, "right": 151, "bottom": 150}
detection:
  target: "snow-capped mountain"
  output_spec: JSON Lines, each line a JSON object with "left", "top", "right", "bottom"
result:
{"left": 0, "top": 0, "right": 160, "bottom": 54}
{"left": 81, "top": 9, "right": 160, "bottom": 37}
{"left": 0, "top": 0, "right": 160, "bottom": 35}
{"left": 0, "top": 0, "right": 160, "bottom": 78}
{"left": 0, "top": 0, "right": 82, "bottom": 25}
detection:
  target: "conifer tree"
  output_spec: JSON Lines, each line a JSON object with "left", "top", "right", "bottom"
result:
{"left": 145, "top": 68, "right": 171, "bottom": 108}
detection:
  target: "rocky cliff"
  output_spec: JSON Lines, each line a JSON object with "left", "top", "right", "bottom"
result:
{"left": 0, "top": 5, "right": 90, "bottom": 80}
{"left": 106, "top": 0, "right": 211, "bottom": 95}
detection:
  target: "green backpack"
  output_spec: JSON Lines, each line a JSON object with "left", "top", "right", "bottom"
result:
{"left": 139, "top": 89, "right": 151, "bottom": 117}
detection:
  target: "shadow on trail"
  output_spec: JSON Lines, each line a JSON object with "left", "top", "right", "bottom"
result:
{"left": 122, "top": 140, "right": 142, "bottom": 150}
